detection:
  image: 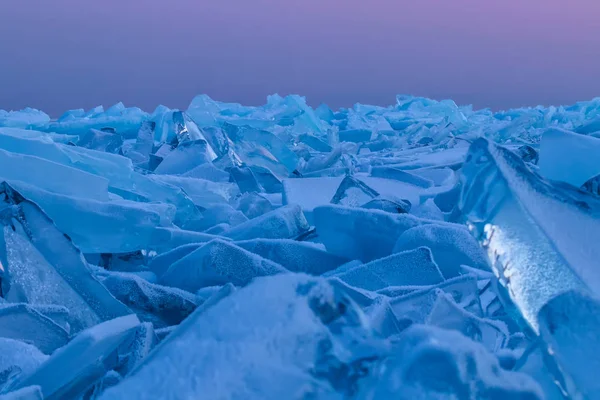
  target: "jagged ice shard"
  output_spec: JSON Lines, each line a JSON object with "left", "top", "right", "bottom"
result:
{"left": 1, "top": 93, "right": 600, "bottom": 399}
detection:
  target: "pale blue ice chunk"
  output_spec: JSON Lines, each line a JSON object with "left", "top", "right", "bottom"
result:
{"left": 330, "top": 176, "right": 379, "bottom": 207}
{"left": 0, "top": 128, "right": 77, "bottom": 145}
{"left": 315, "top": 103, "right": 335, "bottom": 123}
{"left": 102, "top": 273, "right": 198, "bottom": 328}
{"left": 122, "top": 121, "right": 154, "bottom": 166}
{"left": 0, "top": 338, "right": 48, "bottom": 378}
{"left": 370, "top": 166, "right": 434, "bottom": 188}
{"left": 321, "top": 260, "right": 363, "bottom": 278}
{"left": 153, "top": 140, "right": 215, "bottom": 175}
{"left": 1, "top": 185, "right": 132, "bottom": 332}
{"left": 514, "top": 344, "right": 566, "bottom": 400}
{"left": 426, "top": 292, "right": 508, "bottom": 352}
{"left": 361, "top": 324, "right": 543, "bottom": 399}
{"left": 236, "top": 192, "right": 273, "bottom": 219}
{"left": 389, "top": 274, "right": 482, "bottom": 325}
{"left": 203, "top": 223, "right": 230, "bottom": 235}
{"left": 0, "top": 304, "right": 68, "bottom": 354}
{"left": 148, "top": 227, "right": 229, "bottom": 253}
{"left": 115, "top": 322, "right": 157, "bottom": 377}
{"left": 100, "top": 274, "right": 374, "bottom": 400}
{"left": 393, "top": 224, "right": 489, "bottom": 278}
{"left": 223, "top": 204, "right": 310, "bottom": 241}
{"left": 26, "top": 305, "right": 70, "bottom": 334}
{"left": 234, "top": 239, "right": 349, "bottom": 275}
{"left": 410, "top": 198, "right": 446, "bottom": 221}
{"left": 336, "top": 247, "right": 444, "bottom": 291}
{"left": 46, "top": 106, "right": 147, "bottom": 137}
{"left": 575, "top": 117, "right": 600, "bottom": 134}
{"left": 432, "top": 182, "right": 461, "bottom": 213}
{"left": 149, "top": 175, "right": 238, "bottom": 209}
{"left": 186, "top": 95, "right": 220, "bottom": 128}
{"left": 154, "top": 325, "right": 176, "bottom": 342}
{"left": 8, "top": 182, "right": 173, "bottom": 254}
{"left": 6, "top": 315, "right": 140, "bottom": 400}
{"left": 284, "top": 177, "right": 422, "bottom": 224}
{"left": 0, "top": 148, "right": 110, "bottom": 201}
{"left": 82, "top": 370, "right": 123, "bottom": 400}
{"left": 160, "top": 239, "right": 287, "bottom": 291}
{"left": 58, "top": 108, "right": 85, "bottom": 122}
{"left": 537, "top": 291, "right": 600, "bottom": 399}
{"left": 364, "top": 297, "right": 404, "bottom": 337}
{"left": 148, "top": 243, "right": 203, "bottom": 280}
{"left": 226, "top": 125, "right": 299, "bottom": 175}
{"left": 410, "top": 167, "right": 456, "bottom": 186}
{"left": 297, "top": 133, "right": 332, "bottom": 152}
{"left": 180, "top": 163, "right": 230, "bottom": 182}
{"left": 299, "top": 147, "right": 342, "bottom": 174}
{"left": 0, "top": 108, "right": 50, "bottom": 129}
{"left": 338, "top": 129, "right": 372, "bottom": 143}
{"left": 391, "top": 146, "right": 468, "bottom": 170}
{"left": 193, "top": 204, "right": 248, "bottom": 232}
{"left": 313, "top": 205, "right": 436, "bottom": 262}
{"left": 361, "top": 196, "right": 412, "bottom": 214}
{"left": 77, "top": 129, "right": 123, "bottom": 153}
{"left": 228, "top": 166, "right": 264, "bottom": 193}
{"left": 459, "top": 138, "right": 597, "bottom": 332}
{"left": 0, "top": 386, "right": 43, "bottom": 400}
{"left": 125, "top": 172, "right": 202, "bottom": 226}
{"left": 538, "top": 127, "right": 600, "bottom": 187}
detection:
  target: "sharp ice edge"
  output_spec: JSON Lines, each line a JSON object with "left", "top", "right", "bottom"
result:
{"left": 1, "top": 93, "right": 600, "bottom": 399}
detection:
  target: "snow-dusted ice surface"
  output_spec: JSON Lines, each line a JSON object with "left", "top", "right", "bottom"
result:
{"left": 0, "top": 93, "right": 600, "bottom": 398}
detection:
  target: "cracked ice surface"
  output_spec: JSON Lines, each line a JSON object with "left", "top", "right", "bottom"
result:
{"left": 1, "top": 93, "right": 600, "bottom": 399}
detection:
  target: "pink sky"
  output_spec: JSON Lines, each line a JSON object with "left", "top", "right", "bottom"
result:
{"left": 1, "top": 0, "right": 599, "bottom": 115}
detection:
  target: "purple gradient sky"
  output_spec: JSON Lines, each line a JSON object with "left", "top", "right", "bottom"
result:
{"left": 1, "top": 0, "right": 599, "bottom": 116}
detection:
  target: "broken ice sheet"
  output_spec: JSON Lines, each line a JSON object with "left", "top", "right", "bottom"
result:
{"left": 102, "top": 272, "right": 198, "bottom": 328}
{"left": 234, "top": 239, "right": 349, "bottom": 275}
{"left": 426, "top": 292, "right": 508, "bottom": 352}
{"left": 389, "top": 274, "right": 482, "bottom": 326}
{"left": 313, "top": 205, "right": 436, "bottom": 262}
{"left": 5, "top": 315, "right": 140, "bottom": 400}
{"left": 0, "top": 338, "right": 48, "bottom": 383}
{"left": 0, "top": 304, "right": 68, "bottom": 354}
{"left": 0, "top": 183, "right": 132, "bottom": 333}
{"left": 0, "top": 385, "right": 43, "bottom": 400}
{"left": 335, "top": 247, "right": 444, "bottom": 291}
{"left": 100, "top": 274, "right": 381, "bottom": 400}
{"left": 330, "top": 175, "right": 379, "bottom": 207}
{"left": 160, "top": 239, "right": 287, "bottom": 292}
{"left": 8, "top": 181, "right": 174, "bottom": 254}
{"left": 223, "top": 204, "right": 310, "bottom": 241}
{"left": 360, "top": 325, "right": 543, "bottom": 400}
{"left": 393, "top": 223, "right": 489, "bottom": 279}
{"left": 153, "top": 139, "right": 216, "bottom": 175}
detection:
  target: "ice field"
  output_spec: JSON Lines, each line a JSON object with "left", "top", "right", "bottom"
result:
{"left": 0, "top": 94, "right": 599, "bottom": 399}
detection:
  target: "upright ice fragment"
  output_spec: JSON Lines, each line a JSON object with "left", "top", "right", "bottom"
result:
{"left": 459, "top": 138, "right": 600, "bottom": 399}
{"left": 0, "top": 183, "right": 131, "bottom": 332}
{"left": 539, "top": 128, "right": 600, "bottom": 187}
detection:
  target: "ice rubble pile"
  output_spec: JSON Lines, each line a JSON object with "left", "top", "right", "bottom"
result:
{"left": 0, "top": 94, "right": 600, "bottom": 399}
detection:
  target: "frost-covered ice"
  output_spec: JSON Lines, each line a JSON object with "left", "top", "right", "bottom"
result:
{"left": 0, "top": 93, "right": 599, "bottom": 398}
